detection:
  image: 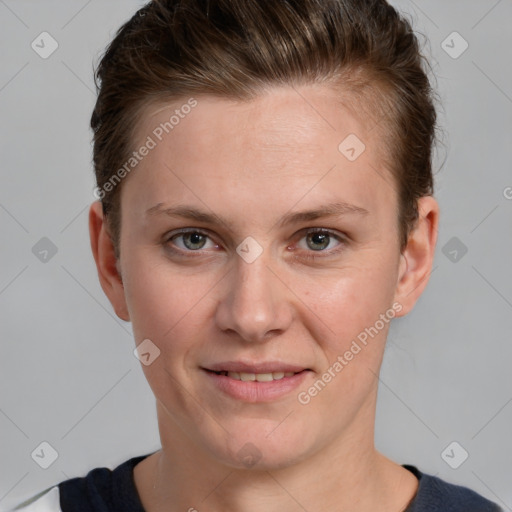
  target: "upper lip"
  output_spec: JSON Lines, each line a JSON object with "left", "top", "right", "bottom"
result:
{"left": 203, "top": 361, "right": 309, "bottom": 374}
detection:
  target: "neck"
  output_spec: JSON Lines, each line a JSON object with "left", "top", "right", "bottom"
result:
{"left": 134, "top": 394, "right": 418, "bottom": 512}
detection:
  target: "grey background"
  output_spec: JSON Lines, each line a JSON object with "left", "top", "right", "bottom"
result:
{"left": 0, "top": 0, "right": 511, "bottom": 510}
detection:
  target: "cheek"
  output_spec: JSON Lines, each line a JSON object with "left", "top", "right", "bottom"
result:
{"left": 294, "top": 267, "right": 397, "bottom": 417}
{"left": 122, "top": 254, "right": 213, "bottom": 406}
{"left": 122, "top": 252, "right": 195, "bottom": 339}
{"left": 296, "top": 260, "right": 397, "bottom": 348}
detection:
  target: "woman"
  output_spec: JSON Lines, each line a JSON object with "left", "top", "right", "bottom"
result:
{"left": 12, "top": 0, "right": 503, "bottom": 510}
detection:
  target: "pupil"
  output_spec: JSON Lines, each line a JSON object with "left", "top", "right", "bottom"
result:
{"left": 309, "top": 233, "right": 329, "bottom": 251}
{"left": 186, "top": 233, "right": 205, "bottom": 250}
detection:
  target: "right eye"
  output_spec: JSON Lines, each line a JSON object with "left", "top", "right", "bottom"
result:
{"left": 165, "top": 229, "right": 219, "bottom": 254}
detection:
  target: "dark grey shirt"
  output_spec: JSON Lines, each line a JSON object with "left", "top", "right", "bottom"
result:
{"left": 13, "top": 453, "right": 503, "bottom": 511}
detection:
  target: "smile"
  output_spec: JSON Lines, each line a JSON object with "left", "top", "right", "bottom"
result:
{"left": 210, "top": 370, "right": 297, "bottom": 381}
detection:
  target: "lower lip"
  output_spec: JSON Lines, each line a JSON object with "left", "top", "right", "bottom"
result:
{"left": 202, "top": 369, "right": 311, "bottom": 403}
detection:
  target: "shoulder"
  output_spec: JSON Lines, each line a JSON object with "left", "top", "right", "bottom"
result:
{"left": 10, "top": 453, "right": 153, "bottom": 512}
{"left": 403, "top": 465, "right": 503, "bottom": 512}
{"left": 10, "top": 486, "right": 61, "bottom": 511}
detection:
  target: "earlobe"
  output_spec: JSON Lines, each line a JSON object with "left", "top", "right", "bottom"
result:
{"left": 393, "top": 196, "right": 439, "bottom": 317}
{"left": 89, "top": 201, "right": 130, "bottom": 322}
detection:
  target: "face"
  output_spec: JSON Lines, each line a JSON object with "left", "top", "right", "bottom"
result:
{"left": 92, "top": 84, "right": 437, "bottom": 470}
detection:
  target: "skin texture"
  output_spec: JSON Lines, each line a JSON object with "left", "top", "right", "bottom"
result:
{"left": 89, "top": 84, "right": 439, "bottom": 512}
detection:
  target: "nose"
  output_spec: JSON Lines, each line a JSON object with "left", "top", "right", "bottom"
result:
{"left": 214, "top": 250, "right": 293, "bottom": 343}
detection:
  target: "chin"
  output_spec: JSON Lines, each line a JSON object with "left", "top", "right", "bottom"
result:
{"left": 203, "top": 419, "right": 316, "bottom": 471}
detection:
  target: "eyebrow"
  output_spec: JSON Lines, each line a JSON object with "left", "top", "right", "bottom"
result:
{"left": 146, "top": 201, "right": 369, "bottom": 230}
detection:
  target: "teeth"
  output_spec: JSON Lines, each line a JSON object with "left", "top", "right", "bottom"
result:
{"left": 224, "top": 371, "right": 296, "bottom": 381}
{"left": 255, "top": 373, "right": 273, "bottom": 382}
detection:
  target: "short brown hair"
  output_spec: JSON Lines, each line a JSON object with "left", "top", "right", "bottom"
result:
{"left": 91, "top": 0, "right": 439, "bottom": 257}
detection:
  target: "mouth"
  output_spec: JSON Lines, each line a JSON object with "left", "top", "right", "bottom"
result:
{"left": 205, "top": 369, "right": 306, "bottom": 382}
{"left": 201, "top": 363, "right": 312, "bottom": 402}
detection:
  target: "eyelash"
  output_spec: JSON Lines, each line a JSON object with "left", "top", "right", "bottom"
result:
{"left": 164, "top": 227, "right": 347, "bottom": 261}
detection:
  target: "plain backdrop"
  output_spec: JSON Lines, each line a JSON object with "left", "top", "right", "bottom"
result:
{"left": 1, "top": 1, "right": 511, "bottom": 510}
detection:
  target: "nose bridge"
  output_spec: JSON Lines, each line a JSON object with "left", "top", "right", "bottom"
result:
{"left": 215, "top": 247, "right": 292, "bottom": 342}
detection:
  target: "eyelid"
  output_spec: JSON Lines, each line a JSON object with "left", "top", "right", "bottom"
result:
{"left": 165, "top": 227, "right": 214, "bottom": 241}
{"left": 295, "top": 226, "right": 346, "bottom": 240}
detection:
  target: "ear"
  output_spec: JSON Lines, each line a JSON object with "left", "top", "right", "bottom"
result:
{"left": 89, "top": 201, "right": 130, "bottom": 322}
{"left": 393, "top": 196, "right": 439, "bottom": 317}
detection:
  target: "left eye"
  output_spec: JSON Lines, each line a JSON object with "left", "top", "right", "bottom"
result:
{"left": 296, "top": 229, "right": 343, "bottom": 252}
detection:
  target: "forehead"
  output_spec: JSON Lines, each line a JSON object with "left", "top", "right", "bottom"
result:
{"left": 122, "top": 84, "right": 397, "bottom": 227}
{"left": 137, "top": 84, "right": 382, "bottom": 158}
